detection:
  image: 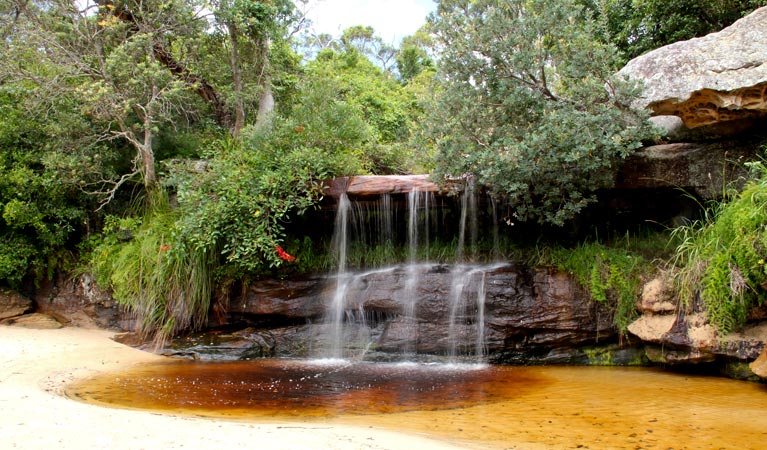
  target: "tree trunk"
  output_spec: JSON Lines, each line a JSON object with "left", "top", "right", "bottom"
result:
{"left": 255, "top": 37, "right": 274, "bottom": 128}
{"left": 229, "top": 23, "right": 245, "bottom": 137}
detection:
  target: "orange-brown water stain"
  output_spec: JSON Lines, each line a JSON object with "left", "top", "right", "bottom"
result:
{"left": 66, "top": 361, "right": 767, "bottom": 449}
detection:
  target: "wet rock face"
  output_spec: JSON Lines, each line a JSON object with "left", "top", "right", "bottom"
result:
{"left": 618, "top": 7, "right": 767, "bottom": 135}
{"left": 615, "top": 141, "right": 757, "bottom": 200}
{"left": 204, "top": 265, "right": 619, "bottom": 362}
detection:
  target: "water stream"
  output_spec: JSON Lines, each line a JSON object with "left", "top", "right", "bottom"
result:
{"left": 67, "top": 362, "right": 767, "bottom": 449}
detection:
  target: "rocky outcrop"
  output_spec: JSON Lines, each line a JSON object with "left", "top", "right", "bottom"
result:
{"left": 0, "top": 289, "right": 33, "bottom": 320}
{"left": 628, "top": 277, "right": 767, "bottom": 378}
{"left": 164, "top": 265, "right": 622, "bottom": 363}
{"left": 619, "top": 7, "right": 767, "bottom": 136}
{"left": 1, "top": 313, "right": 63, "bottom": 329}
{"left": 751, "top": 347, "right": 767, "bottom": 378}
{"left": 615, "top": 140, "right": 757, "bottom": 199}
{"left": 323, "top": 175, "right": 462, "bottom": 198}
{"left": 33, "top": 273, "right": 130, "bottom": 330}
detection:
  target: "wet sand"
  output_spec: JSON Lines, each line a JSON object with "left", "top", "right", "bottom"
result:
{"left": 0, "top": 325, "right": 466, "bottom": 450}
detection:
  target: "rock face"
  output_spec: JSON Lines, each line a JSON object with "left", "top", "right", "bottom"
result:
{"left": 615, "top": 141, "right": 757, "bottom": 199}
{"left": 0, "top": 289, "right": 33, "bottom": 320}
{"left": 33, "top": 273, "right": 130, "bottom": 330}
{"left": 628, "top": 277, "right": 767, "bottom": 378}
{"left": 619, "top": 7, "right": 767, "bottom": 135}
{"left": 165, "top": 265, "right": 623, "bottom": 363}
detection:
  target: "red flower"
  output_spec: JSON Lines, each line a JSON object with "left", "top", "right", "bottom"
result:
{"left": 159, "top": 244, "right": 171, "bottom": 252}
{"left": 275, "top": 245, "right": 296, "bottom": 262}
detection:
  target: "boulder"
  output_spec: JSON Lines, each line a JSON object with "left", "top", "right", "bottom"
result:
{"left": 2, "top": 313, "right": 63, "bottom": 329}
{"left": 638, "top": 278, "right": 676, "bottom": 314}
{"left": 629, "top": 278, "right": 767, "bottom": 371}
{"left": 627, "top": 314, "right": 676, "bottom": 343}
{"left": 750, "top": 347, "right": 767, "bottom": 379}
{"left": 618, "top": 7, "right": 767, "bottom": 135}
{"left": 0, "top": 289, "right": 32, "bottom": 320}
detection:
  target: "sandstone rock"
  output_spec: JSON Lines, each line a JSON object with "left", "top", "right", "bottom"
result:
{"left": 220, "top": 264, "right": 618, "bottom": 362}
{"left": 0, "top": 289, "right": 33, "bottom": 320}
{"left": 615, "top": 141, "right": 756, "bottom": 199}
{"left": 627, "top": 314, "right": 676, "bottom": 343}
{"left": 156, "top": 326, "right": 314, "bottom": 360}
{"left": 750, "top": 347, "right": 767, "bottom": 379}
{"left": 322, "top": 175, "right": 462, "bottom": 198}
{"left": 2, "top": 313, "right": 63, "bottom": 329}
{"left": 230, "top": 278, "right": 327, "bottom": 320}
{"left": 618, "top": 7, "right": 767, "bottom": 133}
{"left": 33, "top": 273, "right": 130, "bottom": 330}
{"left": 638, "top": 278, "right": 676, "bottom": 314}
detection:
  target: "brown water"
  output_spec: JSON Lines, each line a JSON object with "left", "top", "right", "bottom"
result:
{"left": 67, "top": 360, "right": 767, "bottom": 449}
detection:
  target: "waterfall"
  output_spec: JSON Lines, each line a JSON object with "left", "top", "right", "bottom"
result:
{"left": 327, "top": 194, "right": 350, "bottom": 359}
{"left": 320, "top": 185, "right": 499, "bottom": 362}
{"left": 456, "top": 181, "right": 478, "bottom": 262}
{"left": 401, "top": 190, "right": 423, "bottom": 354}
{"left": 475, "top": 270, "right": 488, "bottom": 360}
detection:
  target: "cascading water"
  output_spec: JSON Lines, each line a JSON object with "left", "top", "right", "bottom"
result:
{"left": 326, "top": 193, "right": 351, "bottom": 359}
{"left": 320, "top": 185, "right": 502, "bottom": 362}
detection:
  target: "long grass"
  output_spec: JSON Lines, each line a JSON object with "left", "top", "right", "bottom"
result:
{"left": 670, "top": 159, "right": 767, "bottom": 334}
{"left": 89, "top": 194, "right": 215, "bottom": 346}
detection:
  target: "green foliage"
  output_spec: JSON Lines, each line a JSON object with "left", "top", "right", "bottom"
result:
{"left": 169, "top": 137, "right": 327, "bottom": 279}
{"left": 586, "top": 0, "right": 767, "bottom": 62}
{"left": 0, "top": 89, "right": 92, "bottom": 286}
{"left": 305, "top": 44, "right": 430, "bottom": 174}
{"left": 429, "top": 0, "right": 656, "bottom": 226}
{"left": 540, "top": 233, "right": 662, "bottom": 333}
{"left": 89, "top": 197, "right": 214, "bottom": 345}
{"left": 671, "top": 160, "right": 767, "bottom": 333}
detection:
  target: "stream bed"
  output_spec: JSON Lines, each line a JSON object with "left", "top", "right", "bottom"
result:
{"left": 66, "top": 360, "right": 767, "bottom": 449}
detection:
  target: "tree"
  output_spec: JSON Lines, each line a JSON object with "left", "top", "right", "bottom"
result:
{"left": 1, "top": 0, "right": 205, "bottom": 204}
{"left": 0, "top": 86, "right": 96, "bottom": 286}
{"left": 429, "top": 0, "right": 655, "bottom": 225}
{"left": 396, "top": 28, "right": 435, "bottom": 83}
{"left": 585, "top": 0, "right": 767, "bottom": 61}
{"left": 209, "top": 0, "right": 299, "bottom": 135}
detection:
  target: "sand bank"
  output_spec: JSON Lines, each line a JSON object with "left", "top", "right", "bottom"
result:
{"left": 0, "top": 325, "right": 464, "bottom": 450}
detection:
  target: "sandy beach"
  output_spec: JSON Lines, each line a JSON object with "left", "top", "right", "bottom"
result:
{"left": 0, "top": 325, "right": 464, "bottom": 450}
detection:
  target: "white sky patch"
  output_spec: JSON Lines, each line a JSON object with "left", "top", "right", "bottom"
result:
{"left": 303, "top": 0, "right": 436, "bottom": 45}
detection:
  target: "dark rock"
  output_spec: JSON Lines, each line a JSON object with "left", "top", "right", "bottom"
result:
{"left": 157, "top": 325, "right": 315, "bottom": 360}
{"left": 214, "top": 264, "right": 621, "bottom": 362}
{"left": 33, "top": 273, "right": 130, "bottom": 330}
{"left": 230, "top": 278, "right": 327, "bottom": 320}
{"left": 616, "top": 141, "right": 758, "bottom": 200}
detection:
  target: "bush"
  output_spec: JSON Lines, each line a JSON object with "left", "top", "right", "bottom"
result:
{"left": 671, "top": 160, "right": 767, "bottom": 333}
{"left": 544, "top": 234, "right": 659, "bottom": 334}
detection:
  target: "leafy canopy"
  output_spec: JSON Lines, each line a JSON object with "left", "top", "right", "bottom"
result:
{"left": 429, "top": 0, "right": 655, "bottom": 225}
{"left": 585, "top": 0, "right": 767, "bottom": 62}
